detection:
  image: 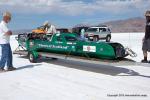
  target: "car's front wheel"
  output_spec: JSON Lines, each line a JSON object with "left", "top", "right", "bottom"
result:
{"left": 106, "top": 35, "right": 111, "bottom": 42}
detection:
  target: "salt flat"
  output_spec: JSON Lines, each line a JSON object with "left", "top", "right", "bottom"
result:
{"left": 0, "top": 33, "right": 149, "bottom": 100}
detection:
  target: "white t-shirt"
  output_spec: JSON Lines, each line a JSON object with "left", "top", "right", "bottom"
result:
{"left": 0, "top": 21, "right": 10, "bottom": 44}
{"left": 47, "top": 25, "right": 57, "bottom": 34}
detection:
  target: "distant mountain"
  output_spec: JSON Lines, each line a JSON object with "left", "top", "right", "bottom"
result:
{"left": 100, "top": 17, "right": 146, "bottom": 33}
{"left": 13, "top": 17, "right": 146, "bottom": 34}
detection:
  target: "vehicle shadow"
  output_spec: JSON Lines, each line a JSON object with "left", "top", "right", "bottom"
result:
{"left": 16, "top": 64, "right": 42, "bottom": 70}
{"left": 41, "top": 58, "right": 150, "bottom": 78}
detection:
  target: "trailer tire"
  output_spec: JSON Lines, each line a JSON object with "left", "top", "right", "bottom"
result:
{"left": 28, "top": 52, "right": 37, "bottom": 63}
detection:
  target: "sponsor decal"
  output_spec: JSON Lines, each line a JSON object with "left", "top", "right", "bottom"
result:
{"left": 67, "top": 42, "right": 77, "bottom": 45}
{"left": 83, "top": 45, "right": 96, "bottom": 52}
{"left": 38, "top": 44, "right": 68, "bottom": 49}
{"left": 67, "top": 42, "right": 72, "bottom": 44}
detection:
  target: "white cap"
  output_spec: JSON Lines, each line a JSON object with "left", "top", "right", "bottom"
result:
{"left": 3, "top": 11, "right": 11, "bottom": 18}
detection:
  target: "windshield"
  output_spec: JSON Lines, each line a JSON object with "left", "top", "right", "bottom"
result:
{"left": 86, "top": 28, "right": 98, "bottom": 32}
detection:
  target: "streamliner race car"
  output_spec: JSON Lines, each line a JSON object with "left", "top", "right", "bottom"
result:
{"left": 13, "top": 31, "right": 137, "bottom": 65}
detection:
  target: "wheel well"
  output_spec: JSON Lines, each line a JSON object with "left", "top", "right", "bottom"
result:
{"left": 106, "top": 34, "right": 111, "bottom": 38}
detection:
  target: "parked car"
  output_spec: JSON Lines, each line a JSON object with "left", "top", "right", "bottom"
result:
{"left": 85, "top": 25, "right": 111, "bottom": 42}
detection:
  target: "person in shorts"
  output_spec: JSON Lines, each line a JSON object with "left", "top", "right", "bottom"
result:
{"left": 142, "top": 10, "right": 150, "bottom": 63}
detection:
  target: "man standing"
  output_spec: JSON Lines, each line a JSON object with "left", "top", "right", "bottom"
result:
{"left": 142, "top": 10, "right": 150, "bottom": 63}
{"left": 0, "top": 11, "right": 16, "bottom": 72}
{"left": 44, "top": 21, "right": 57, "bottom": 34}
{"left": 80, "top": 28, "right": 85, "bottom": 41}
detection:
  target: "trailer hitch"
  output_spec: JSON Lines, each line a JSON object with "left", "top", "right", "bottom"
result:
{"left": 125, "top": 47, "right": 137, "bottom": 57}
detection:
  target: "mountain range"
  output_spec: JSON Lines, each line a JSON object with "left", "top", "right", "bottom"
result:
{"left": 13, "top": 17, "right": 146, "bottom": 34}
{"left": 101, "top": 17, "right": 145, "bottom": 33}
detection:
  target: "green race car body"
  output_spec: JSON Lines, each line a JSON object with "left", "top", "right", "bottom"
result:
{"left": 16, "top": 33, "right": 128, "bottom": 60}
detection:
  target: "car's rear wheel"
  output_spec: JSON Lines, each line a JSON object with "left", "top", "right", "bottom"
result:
{"left": 93, "top": 36, "right": 99, "bottom": 42}
{"left": 106, "top": 35, "right": 111, "bottom": 42}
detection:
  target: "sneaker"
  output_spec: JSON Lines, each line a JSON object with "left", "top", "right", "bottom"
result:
{"left": 7, "top": 67, "right": 16, "bottom": 71}
{"left": 0, "top": 68, "right": 6, "bottom": 72}
{"left": 141, "top": 59, "right": 148, "bottom": 63}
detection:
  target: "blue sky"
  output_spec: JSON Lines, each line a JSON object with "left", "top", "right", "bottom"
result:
{"left": 0, "top": 0, "right": 150, "bottom": 30}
